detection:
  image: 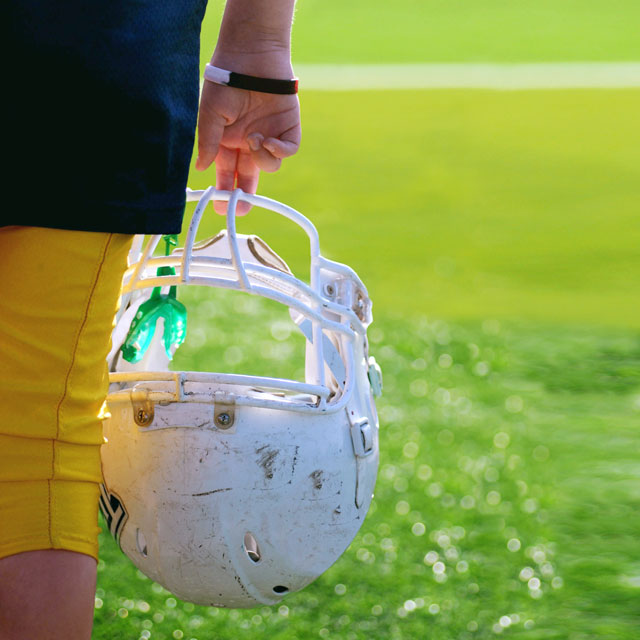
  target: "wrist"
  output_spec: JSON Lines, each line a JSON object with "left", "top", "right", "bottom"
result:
{"left": 211, "top": 0, "right": 295, "bottom": 78}
{"left": 211, "top": 48, "right": 294, "bottom": 80}
{"left": 204, "top": 64, "right": 298, "bottom": 94}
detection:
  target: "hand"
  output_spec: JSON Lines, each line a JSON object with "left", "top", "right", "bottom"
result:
{"left": 195, "top": 80, "right": 301, "bottom": 215}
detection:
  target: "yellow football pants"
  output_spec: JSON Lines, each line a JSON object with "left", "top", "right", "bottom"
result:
{"left": 0, "top": 227, "right": 133, "bottom": 561}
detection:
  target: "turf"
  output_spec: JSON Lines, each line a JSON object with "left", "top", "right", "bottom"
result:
{"left": 186, "top": 89, "right": 640, "bottom": 328}
{"left": 94, "top": 305, "right": 640, "bottom": 639}
{"left": 201, "top": 1, "right": 640, "bottom": 64}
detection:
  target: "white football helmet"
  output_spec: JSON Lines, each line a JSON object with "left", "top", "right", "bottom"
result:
{"left": 101, "top": 187, "right": 382, "bottom": 608}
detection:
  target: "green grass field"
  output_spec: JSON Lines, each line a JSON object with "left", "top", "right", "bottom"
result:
{"left": 188, "top": 89, "right": 640, "bottom": 328}
{"left": 202, "top": 1, "right": 640, "bottom": 63}
{"left": 95, "top": 311, "right": 640, "bottom": 640}
{"left": 95, "top": 2, "right": 639, "bottom": 638}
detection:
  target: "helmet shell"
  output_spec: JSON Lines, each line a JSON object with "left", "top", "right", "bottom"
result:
{"left": 102, "top": 378, "right": 378, "bottom": 607}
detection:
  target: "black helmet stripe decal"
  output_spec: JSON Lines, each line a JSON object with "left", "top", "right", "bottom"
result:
{"left": 99, "top": 483, "right": 128, "bottom": 547}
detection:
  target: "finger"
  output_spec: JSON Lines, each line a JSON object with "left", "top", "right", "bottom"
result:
{"left": 245, "top": 132, "right": 279, "bottom": 173}
{"left": 262, "top": 136, "right": 300, "bottom": 159}
{"left": 213, "top": 147, "right": 253, "bottom": 216}
{"left": 247, "top": 132, "right": 264, "bottom": 151}
{"left": 249, "top": 120, "right": 301, "bottom": 170}
{"left": 251, "top": 100, "right": 301, "bottom": 140}
{"left": 234, "top": 151, "right": 260, "bottom": 215}
{"left": 195, "top": 86, "right": 227, "bottom": 171}
{"left": 214, "top": 146, "right": 239, "bottom": 215}
{"left": 248, "top": 144, "right": 283, "bottom": 173}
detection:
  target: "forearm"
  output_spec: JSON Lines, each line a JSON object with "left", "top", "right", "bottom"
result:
{"left": 211, "top": 0, "right": 296, "bottom": 78}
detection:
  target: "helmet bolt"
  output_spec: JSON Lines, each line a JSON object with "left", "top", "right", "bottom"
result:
{"left": 217, "top": 412, "right": 231, "bottom": 427}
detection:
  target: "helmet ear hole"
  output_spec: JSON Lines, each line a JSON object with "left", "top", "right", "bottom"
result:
{"left": 136, "top": 528, "right": 148, "bottom": 558}
{"left": 243, "top": 532, "right": 262, "bottom": 563}
{"left": 273, "top": 585, "right": 289, "bottom": 595}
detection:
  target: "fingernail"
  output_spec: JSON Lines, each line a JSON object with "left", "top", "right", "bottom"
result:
{"left": 248, "top": 134, "right": 263, "bottom": 151}
{"left": 263, "top": 140, "right": 276, "bottom": 153}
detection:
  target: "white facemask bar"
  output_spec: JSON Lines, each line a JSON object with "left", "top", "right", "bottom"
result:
{"left": 109, "top": 187, "right": 372, "bottom": 414}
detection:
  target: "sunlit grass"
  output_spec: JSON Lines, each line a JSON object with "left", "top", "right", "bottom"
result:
{"left": 202, "top": 1, "right": 640, "bottom": 64}
{"left": 186, "top": 89, "right": 640, "bottom": 328}
{"left": 95, "top": 303, "right": 640, "bottom": 639}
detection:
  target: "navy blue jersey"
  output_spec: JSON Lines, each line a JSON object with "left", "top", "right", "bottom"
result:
{"left": 6, "top": 0, "right": 208, "bottom": 234}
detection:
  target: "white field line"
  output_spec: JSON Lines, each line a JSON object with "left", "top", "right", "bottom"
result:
{"left": 292, "top": 63, "right": 640, "bottom": 90}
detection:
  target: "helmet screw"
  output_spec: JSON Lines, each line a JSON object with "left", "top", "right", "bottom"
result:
{"left": 131, "top": 390, "right": 154, "bottom": 426}
{"left": 216, "top": 412, "right": 231, "bottom": 427}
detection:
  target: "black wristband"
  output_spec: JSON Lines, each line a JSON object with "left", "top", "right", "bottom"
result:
{"left": 204, "top": 64, "right": 298, "bottom": 95}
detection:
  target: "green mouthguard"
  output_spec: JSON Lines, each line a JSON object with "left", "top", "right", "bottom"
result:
{"left": 121, "top": 235, "right": 187, "bottom": 363}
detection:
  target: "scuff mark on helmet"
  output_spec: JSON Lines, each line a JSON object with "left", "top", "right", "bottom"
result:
{"left": 310, "top": 469, "right": 324, "bottom": 490}
{"left": 256, "top": 445, "right": 279, "bottom": 480}
{"left": 192, "top": 487, "right": 232, "bottom": 497}
{"left": 234, "top": 574, "right": 250, "bottom": 596}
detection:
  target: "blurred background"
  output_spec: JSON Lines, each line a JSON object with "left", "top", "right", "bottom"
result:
{"left": 95, "top": 2, "right": 640, "bottom": 638}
